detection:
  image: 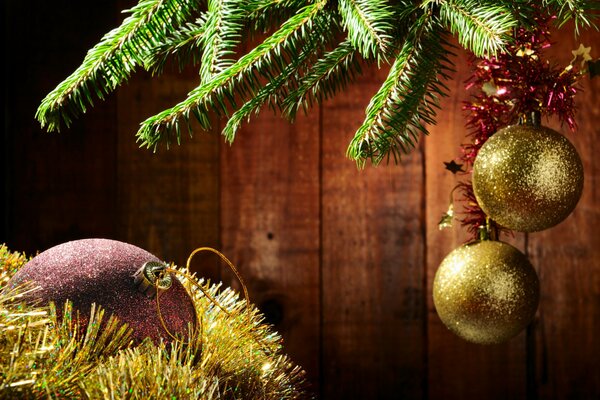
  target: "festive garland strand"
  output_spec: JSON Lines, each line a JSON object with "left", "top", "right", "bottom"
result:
{"left": 0, "top": 244, "right": 310, "bottom": 399}
{"left": 440, "top": 17, "right": 592, "bottom": 238}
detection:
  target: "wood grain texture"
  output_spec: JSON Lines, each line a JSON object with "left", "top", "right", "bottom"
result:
{"left": 107, "top": 0, "right": 221, "bottom": 277}
{"left": 220, "top": 110, "right": 321, "bottom": 389}
{"left": 115, "top": 68, "right": 221, "bottom": 276}
{"left": 527, "top": 27, "right": 600, "bottom": 400}
{"left": 4, "top": 1, "right": 119, "bottom": 253}
{"left": 425, "top": 43, "right": 528, "bottom": 400}
{"left": 321, "top": 65, "right": 426, "bottom": 400}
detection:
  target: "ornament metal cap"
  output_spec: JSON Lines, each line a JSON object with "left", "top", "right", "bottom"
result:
{"left": 133, "top": 261, "right": 173, "bottom": 298}
{"left": 477, "top": 218, "right": 498, "bottom": 241}
{"left": 518, "top": 110, "right": 541, "bottom": 127}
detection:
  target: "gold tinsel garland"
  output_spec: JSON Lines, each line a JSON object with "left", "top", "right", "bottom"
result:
{"left": 0, "top": 244, "right": 311, "bottom": 399}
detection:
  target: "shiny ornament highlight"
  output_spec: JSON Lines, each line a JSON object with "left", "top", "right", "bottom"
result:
{"left": 8, "top": 238, "right": 196, "bottom": 344}
{"left": 433, "top": 240, "right": 539, "bottom": 344}
{"left": 473, "top": 124, "right": 583, "bottom": 232}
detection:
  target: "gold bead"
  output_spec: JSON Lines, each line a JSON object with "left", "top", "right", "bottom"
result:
{"left": 433, "top": 241, "right": 539, "bottom": 344}
{"left": 473, "top": 124, "right": 583, "bottom": 232}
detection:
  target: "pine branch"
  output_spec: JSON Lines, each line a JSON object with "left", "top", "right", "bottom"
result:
{"left": 245, "top": 0, "right": 308, "bottom": 32}
{"left": 347, "top": 12, "right": 453, "bottom": 166}
{"left": 222, "top": 15, "right": 335, "bottom": 140}
{"left": 36, "top": 0, "right": 200, "bottom": 132}
{"left": 146, "top": 16, "right": 209, "bottom": 74}
{"left": 337, "top": 0, "right": 394, "bottom": 60}
{"left": 436, "top": 0, "right": 517, "bottom": 57}
{"left": 34, "top": 0, "right": 599, "bottom": 165}
{"left": 136, "top": 0, "right": 328, "bottom": 149}
{"left": 200, "top": 0, "right": 246, "bottom": 82}
{"left": 548, "top": 0, "right": 600, "bottom": 31}
{"left": 283, "top": 38, "right": 363, "bottom": 119}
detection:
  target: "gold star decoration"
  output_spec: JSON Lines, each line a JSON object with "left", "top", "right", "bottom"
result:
{"left": 438, "top": 203, "right": 454, "bottom": 230}
{"left": 516, "top": 46, "right": 536, "bottom": 58}
{"left": 571, "top": 44, "right": 592, "bottom": 68}
{"left": 481, "top": 80, "right": 499, "bottom": 96}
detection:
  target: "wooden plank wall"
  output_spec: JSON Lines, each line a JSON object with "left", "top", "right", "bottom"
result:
{"left": 3, "top": 2, "right": 600, "bottom": 399}
{"left": 115, "top": 68, "right": 220, "bottom": 275}
{"left": 320, "top": 68, "right": 426, "bottom": 399}
{"left": 4, "top": 1, "right": 120, "bottom": 252}
{"left": 220, "top": 105, "right": 321, "bottom": 385}
{"left": 527, "top": 27, "right": 600, "bottom": 399}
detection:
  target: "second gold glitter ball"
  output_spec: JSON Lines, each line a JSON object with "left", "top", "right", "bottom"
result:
{"left": 433, "top": 240, "right": 540, "bottom": 345}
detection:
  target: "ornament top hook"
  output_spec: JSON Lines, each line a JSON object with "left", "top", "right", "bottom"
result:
{"left": 518, "top": 110, "right": 541, "bottom": 127}
{"left": 133, "top": 261, "right": 173, "bottom": 298}
{"left": 477, "top": 218, "right": 498, "bottom": 241}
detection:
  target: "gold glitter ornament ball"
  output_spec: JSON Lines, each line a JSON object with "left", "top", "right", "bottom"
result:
{"left": 472, "top": 124, "right": 583, "bottom": 232}
{"left": 433, "top": 240, "right": 539, "bottom": 345}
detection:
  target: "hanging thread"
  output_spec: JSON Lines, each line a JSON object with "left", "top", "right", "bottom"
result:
{"left": 150, "top": 247, "right": 252, "bottom": 346}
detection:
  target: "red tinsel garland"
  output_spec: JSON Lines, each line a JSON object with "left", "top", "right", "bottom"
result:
{"left": 455, "top": 17, "right": 584, "bottom": 238}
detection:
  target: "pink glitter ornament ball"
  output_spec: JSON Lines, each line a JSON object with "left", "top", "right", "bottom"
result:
{"left": 9, "top": 238, "right": 196, "bottom": 344}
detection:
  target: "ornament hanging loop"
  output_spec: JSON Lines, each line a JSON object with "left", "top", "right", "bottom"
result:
{"left": 185, "top": 247, "right": 252, "bottom": 326}
{"left": 139, "top": 247, "right": 254, "bottom": 346}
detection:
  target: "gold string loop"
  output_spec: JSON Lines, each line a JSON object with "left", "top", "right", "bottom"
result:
{"left": 152, "top": 247, "right": 252, "bottom": 346}
{"left": 185, "top": 247, "right": 251, "bottom": 325}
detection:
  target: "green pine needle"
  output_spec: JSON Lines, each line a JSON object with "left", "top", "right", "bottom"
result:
{"left": 200, "top": 0, "right": 246, "bottom": 82}
{"left": 146, "top": 16, "right": 209, "bottom": 74}
{"left": 284, "top": 38, "right": 363, "bottom": 120}
{"left": 347, "top": 12, "right": 453, "bottom": 166}
{"left": 245, "top": 0, "right": 309, "bottom": 32}
{"left": 36, "top": 0, "right": 200, "bottom": 132}
{"left": 436, "top": 0, "right": 517, "bottom": 57}
{"left": 222, "top": 15, "right": 335, "bottom": 140}
{"left": 136, "top": 0, "right": 328, "bottom": 149}
{"left": 338, "top": 0, "right": 394, "bottom": 60}
{"left": 549, "top": 0, "right": 600, "bottom": 31}
{"left": 34, "top": 0, "right": 598, "bottom": 164}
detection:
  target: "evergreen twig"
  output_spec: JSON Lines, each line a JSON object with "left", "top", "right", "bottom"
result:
{"left": 338, "top": 0, "right": 394, "bottom": 60}
{"left": 245, "top": 0, "right": 309, "bottom": 32}
{"left": 147, "top": 16, "right": 209, "bottom": 74}
{"left": 222, "top": 15, "right": 336, "bottom": 140}
{"left": 36, "top": 0, "right": 200, "bottom": 132}
{"left": 200, "top": 0, "right": 246, "bottom": 82}
{"left": 549, "top": 0, "right": 600, "bottom": 31}
{"left": 136, "top": 1, "right": 328, "bottom": 149}
{"left": 347, "top": 12, "right": 453, "bottom": 166}
{"left": 284, "top": 38, "right": 363, "bottom": 119}
{"left": 437, "top": 0, "right": 517, "bottom": 57}
{"left": 35, "top": 0, "right": 597, "bottom": 164}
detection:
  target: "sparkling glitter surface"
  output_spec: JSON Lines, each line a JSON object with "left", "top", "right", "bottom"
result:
{"left": 8, "top": 239, "right": 196, "bottom": 344}
{"left": 433, "top": 241, "right": 539, "bottom": 345}
{"left": 473, "top": 124, "right": 584, "bottom": 232}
